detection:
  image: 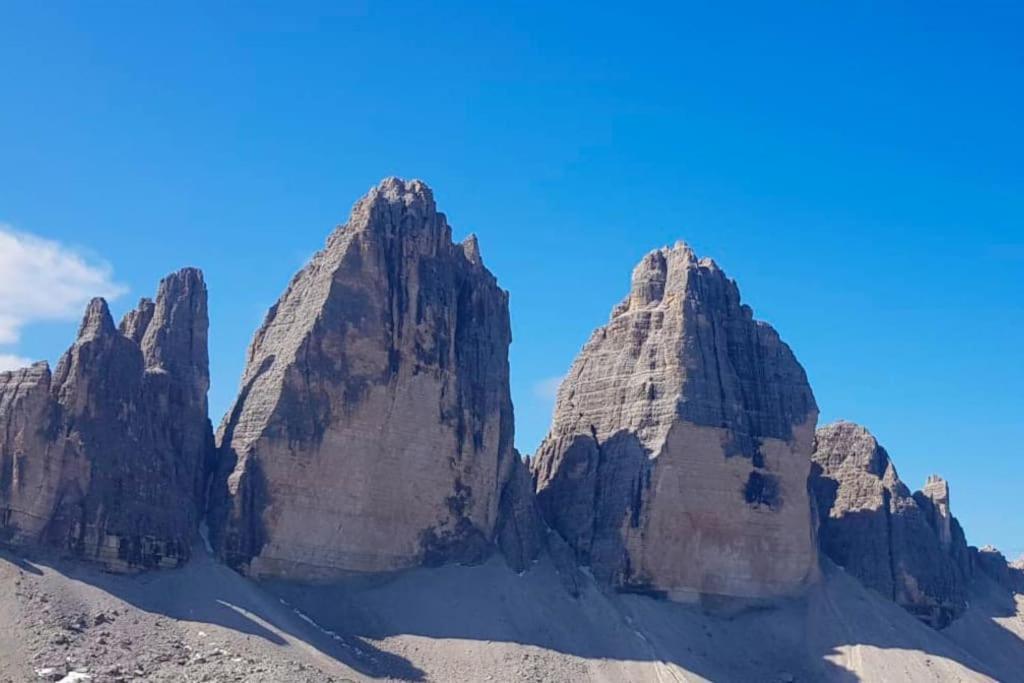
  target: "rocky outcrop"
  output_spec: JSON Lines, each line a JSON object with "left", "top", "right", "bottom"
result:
{"left": 495, "top": 453, "right": 545, "bottom": 573}
{"left": 531, "top": 242, "right": 819, "bottom": 601}
{"left": 973, "top": 545, "right": 1024, "bottom": 593}
{"left": 810, "top": 421, "right": 971, "bottom": 627}
{"left": 0, "top": 269, "right": 213, "bottom": 570}
{"left": 210, "top": 178, "right": 538, "bottom": 580}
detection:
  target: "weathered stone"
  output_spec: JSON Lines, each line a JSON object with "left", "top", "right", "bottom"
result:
{"left": 210, "top": 177, "right": 524, "bottom": 580}
{"left": 0, "top": 269, "right": 213, "bottom": 570}
{"left": 532, "top": 242, "right": 819, "bottom": 601}
{"left": 810, "top": 421, "right": 971, "bottom": 627}
{"left": 495, "top": 453, "right": 545, "bottom": 573}
{"left": 973, "top": 545, "right": 1024, "bottom": 593}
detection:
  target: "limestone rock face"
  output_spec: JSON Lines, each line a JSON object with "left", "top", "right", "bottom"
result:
{"left": 0, "top": 269, "right": 213, "bottom": 570}
{"left": 210, "top": 178, "right": 529, "bottom": 580}
{"left": 532, "top": 242, "right": 819, "bottom": 601}
{"left": 810, "top": 421, "right": 971, "bottom": 627}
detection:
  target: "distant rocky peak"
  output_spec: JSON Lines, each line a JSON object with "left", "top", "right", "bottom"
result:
{"left": 813, "top": 420, "right": 894, "bottom": 480}
{"left": 78, "top": 297, "right": 117, "bottom": 341}
{"left": 461, "top": 233, "right": 483, "bottom": 267}
{"left": 140, "top": 267, "right": 209, "bottom": 395}
{"left": 120, "top": 298, "right": 156, "bottom": 344}
{"left": 917, "top": 475, "right": 954, "bottom": 550}
{"left": 922, "top": 474, "right": 950, "bottom": 503}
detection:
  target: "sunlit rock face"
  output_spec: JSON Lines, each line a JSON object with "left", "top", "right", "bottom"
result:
{"left": 532, "top": 242, "right": 820, "bottom": 601}
{"left": 210, "top": 178, "right": 540, "bottom": 580}
{"left": 0, "top": 269, "right": 213, "bottom": 570}
{"left": 810, "top": 421, "right": 972, "bottom": 628}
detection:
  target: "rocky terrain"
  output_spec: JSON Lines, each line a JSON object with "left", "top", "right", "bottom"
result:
{"left": 532, "top": 242, "right": 819, "bottom": 601}
{"left": 0, "top": 178, "right": 1019, "bottom": 681}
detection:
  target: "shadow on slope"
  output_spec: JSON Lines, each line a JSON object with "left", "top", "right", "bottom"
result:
{"left": 4, "top": 544, "right": 1022, "bottom": 682}
{"left": 267, "top": 555, "right": 1023, "bottom": 682}
{"left": 0, "top": 546, "right": 425, "bottom": 681}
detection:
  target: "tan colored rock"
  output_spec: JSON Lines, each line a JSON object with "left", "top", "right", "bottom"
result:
{"left": 532, "top": 242, "right": 819, "bottom": 601}
{"left": 210, "top": 178, "right": 535, "bottom": 580}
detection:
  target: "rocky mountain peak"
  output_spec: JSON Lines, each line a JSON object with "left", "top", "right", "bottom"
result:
{"left": 811, "top": 421, "right": 972, "bottom": 627}
{"left": 209, "top": 178, "right": 538, "bottom": 580}
{"left": 140, "top": 267, "right": 210, "bottom": 398}
{"left": 0, "top": 269, "right": 213, "bottom": 571}
{"left": 533, "top": 241, "right": 819, "bottom": 600}
{"left": 77, "top": 297, "right": 117, "bottom": 341}
{"left": 120, "top": 297, "right": 156, "bottom": 344}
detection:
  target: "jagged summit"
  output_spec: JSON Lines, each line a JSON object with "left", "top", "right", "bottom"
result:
{"left": 533, "top": 241, "right": 819, "bottom": 601}
{"left": 811, "top": 420, "right": 973, "bottom": 627}
{"left": 77, "top": 297, "right": 117, "bottom": 340}
{"left": 209, "top": 178, "right": 539, "bottom": 580}
{"left": 0, "top": 268, "right": 213, "bottom": 570}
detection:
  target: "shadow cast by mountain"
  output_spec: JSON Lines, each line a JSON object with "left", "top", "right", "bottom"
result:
{"left": 0, "top": 546, "right": 426, "bottom": 681}
{"left": 271, "top": 552, "right": 1024, "bottom": 682}
{"left": 3, "top": 543, "right": 1021, "bottom": 681}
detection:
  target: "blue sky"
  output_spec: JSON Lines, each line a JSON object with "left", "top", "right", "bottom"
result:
{"left": 1, "top": 3, "right": 1021, "bottom": 557}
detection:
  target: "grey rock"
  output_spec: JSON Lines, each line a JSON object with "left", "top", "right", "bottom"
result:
{"left": 810, "top": 421, "right": 971, "bottom": 627}
{"left": 532, "top": 242, "right": 819, "bottom": 601}
{"left": 210, "top": 177, "right": 527, "bottom": 580}
{"left": 0, "top": 269, "right": 213, "bottom": 570}
{"left": 972, "top": 545, "right": 1024, "bottom": 593}
{"left": 495, "top": 453, "right": 545, "bottom": 573}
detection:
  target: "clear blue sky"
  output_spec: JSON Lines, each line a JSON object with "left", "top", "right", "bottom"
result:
{"left": 1, "top": 3, "right": 1021, "bottom": 557}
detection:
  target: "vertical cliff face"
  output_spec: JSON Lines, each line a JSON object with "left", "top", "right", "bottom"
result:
{"left": 810, "top": 421, "right": 972, "bottom": 627}
{"left": 532, "top": 242, "right": 819, "bottom": 601}
{"left": 210, "top": 178, "right": 537, "bottom": 580}
{"left": 0, "top": 269, "right": 213, "bottom": 570}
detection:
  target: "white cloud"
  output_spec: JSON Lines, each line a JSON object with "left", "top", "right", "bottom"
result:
{"left": 0, "top": 224, "right": 126, "bottom": 348}
{"left": 0, "top": 354, "right": 33, "bottom": 372}
{"left": 533, "top": 375, "right": 565, "bottom": 402}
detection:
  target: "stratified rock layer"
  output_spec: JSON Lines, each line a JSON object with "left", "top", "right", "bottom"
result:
{"left": 532, "top": 242, "right": 819, "bottom": 601}
{"left": 810, "top": 421, "right": 971, "bottom": 627}
{"left": 211, "top": 178, "right": 536, "bottom": 580}
{"left": 0, "top": 269, "right": 213, "bottom": 570}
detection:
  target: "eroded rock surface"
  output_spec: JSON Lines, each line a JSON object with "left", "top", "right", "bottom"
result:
{"left": 210, "top": 178, "right": 538, "bottom": 580}
{"left": 810, "top": 421, "right": 971, "bottom": 627}
{"left": 973, "top": 545, "right": 1024, "bottom": 593}
{"left": 0, "top": 269, "right": 213, "bottom": 570}
{"left": 532, "top": 242, "right": 819, "bottom": 601}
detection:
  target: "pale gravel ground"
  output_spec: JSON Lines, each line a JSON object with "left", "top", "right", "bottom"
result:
{"left": 0, "top": 544, "right": 1020, "bottom": 682}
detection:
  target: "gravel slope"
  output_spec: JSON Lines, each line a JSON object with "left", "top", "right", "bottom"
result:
{"left": 0, "top": 545, "right": 1020, "bottom": 682}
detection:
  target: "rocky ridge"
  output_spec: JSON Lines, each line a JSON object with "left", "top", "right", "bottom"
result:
{"left": 531, "top": 241, "right": 820, "bottom": 601}
{"left": 0, "top": 269, "right": 213, "bottom": 571}
{"left": 810, "top": 421, "right": 973, "bottom": 627}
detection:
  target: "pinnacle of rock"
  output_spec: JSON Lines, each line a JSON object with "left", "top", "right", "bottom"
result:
{"left": 208, "top": 177, "right": 541, "bottom": 579}
{"left": 810, "top": 421, "right": 972, "bottom": 627}
{"left": 0, "top": 269, "right": 214, "bottom": 570}
{"left": 78, "top": 297, "right": 117, "bottom": 340}
{"left": 532, "top": 241, "right": 819, "bottom": 601}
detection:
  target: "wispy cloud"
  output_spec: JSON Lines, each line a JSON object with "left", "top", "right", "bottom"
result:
{"left": 0, "top": 225, "right": 126, "bottom": 363}
{"left": 532, "top": 375, "right": 565, "bottom": 402}
{"left": 0, "top": 354, "right": 33, "bottom": 372}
